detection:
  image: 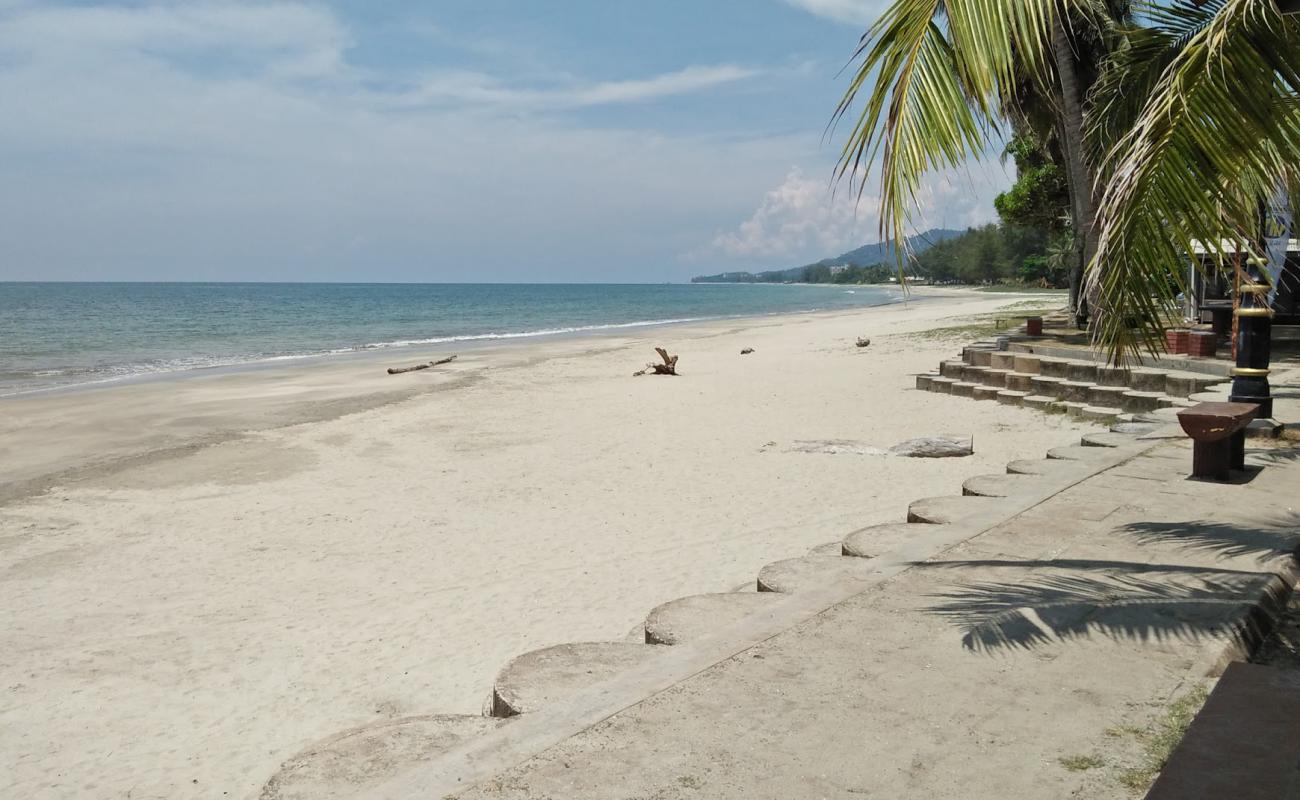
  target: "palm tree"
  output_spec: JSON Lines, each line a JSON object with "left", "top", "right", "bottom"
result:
{"left": 831, "top": 0, "right": 1126, "bottom": 320}
{"left": 832, "top": 0, "right": 1300, "bottom": 363}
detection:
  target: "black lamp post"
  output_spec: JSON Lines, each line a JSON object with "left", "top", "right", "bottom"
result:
{"left": 1228, "top": 252, "right": 1274, "bottom": 419}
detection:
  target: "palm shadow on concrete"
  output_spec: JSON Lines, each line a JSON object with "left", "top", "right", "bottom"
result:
{"left": 917, "top": 514, "right": 1299, "bottom": 653}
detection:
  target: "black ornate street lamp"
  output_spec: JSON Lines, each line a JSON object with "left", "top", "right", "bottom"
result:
{"left": 1228, "top": 253, "right": 1273, "bottom": 419}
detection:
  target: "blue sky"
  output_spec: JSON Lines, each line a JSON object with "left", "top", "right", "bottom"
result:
{"left": 0, "top": 0, "right": 1007, "bottom": 282}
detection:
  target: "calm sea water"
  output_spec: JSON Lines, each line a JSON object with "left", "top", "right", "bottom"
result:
{"left": 0, "top": 282, "right": 902, "bottom": 396}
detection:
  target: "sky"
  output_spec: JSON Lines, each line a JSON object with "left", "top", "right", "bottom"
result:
{"left": 0, "top": 0, "right": 1009, "bottom": 282}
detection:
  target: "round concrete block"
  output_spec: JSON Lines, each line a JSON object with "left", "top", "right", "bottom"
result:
{"left": 1081, "top": 431, "right": 1135, "bottom": 448}
{"left": 990, "top": 352, "right": 1017, "bottom": 370}
{"left": 1030, "top": 376, "right": 1066, "bottom": 397}
{"left": 1188, "top": 390, "right": 1228, "bottom": 403}
{"left": 1011, "top": 355, "right": 1042, "bottom": 374}
{"left": 951, "top": 382, "right": 977, "bottom": 398}
{"left": 915, "top": 374, "right": 936, "bottom": 391}
{"left": 260, "top": 714, "right": 504, "bottom": 800}
{"left": 491, "top": 643, "right": 656, "bottom": 717}
{"left": 1095, "top": 365, "right": 1131, "bottom": 387}
{"left": 643, "top": 593, "right": 782, "bottom": 646}
{"left": 961, "top": 365, "right": 991, "bottom": 382}
{"left": 1128, "top": 368, "right": 1169, "bottom": 393}
{"left": 1111, "top": 421, "right": 1159, "bottom": 435}
{"left": 996, "top": 390, "right": 1028, "bottom": 406}
{"left": 1169, "top": 397, "right": 1197, "bottom": 408}
{"left": 1079, "top": 406, "right": 1121, "bottom": 424}
{"left": 940, "top": 360, "right": 966, "bottom": 379}
{"left": 1135, "top": 407, "right": 1182, "bottom": 423}
{"left": 1121, "top": 390, "right": 1165, "bottom": 412}
{"left": 968, "top": 348, "right": 994, "bottom": 367}
{"left": 1047, "top": 444, "right": 1111, "bottom": 461}
{"left": 756, "top": 555, "right": 876, "bottom": 593}
{"left": 972, "top": 385, "right": 1000, "bottom": 401}
{"left": 1021, "top": 394, "right": 1061, "bottom": 412}
{"left": 1058, "top": 380, "right": 1094, "bottom": 402}
{"left": 842, "top": 522, "right": 933, "bottom": 558}
{"left": 1038, "top": 357, "right": 1071, "bottom": 378}
{"left": 1061, "top": 401, "right": 1090, "bottom": 417}
{"left": 906, "top": 495, "right": 1004, "bottom": 524}
{"left": 807, "top": 541, "right": 845, "bottom": 557}
{"left": 962, "top": 473, "right": 1043, "bottom": 497}
{"left": 1087, "top": 385, "right": 1130, "bottom": 406}
{"left": 1006, "top": 458, "right": 1078, "bottom": 476}
{"left": 1004, "top": 372, "right": 1035, "bottom": 392}
{"left": 981, "top": 369, "right": 1011, "bottom": 387}
{"left": 1164, "top": 373, "right": 1220, "bottom": 398}
{"left": 1065, "top": 362, "right": 1098, "bottom": 383}
{"left": 930, "top": 377, "right": 956, "bottom": 394}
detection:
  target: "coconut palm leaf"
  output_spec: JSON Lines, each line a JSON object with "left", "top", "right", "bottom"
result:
{"left": 1090, "top": 0, "right": 1300, "bottom": 361}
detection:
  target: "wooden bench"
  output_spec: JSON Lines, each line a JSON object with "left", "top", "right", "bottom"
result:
{"left": 1145, "top": 662, "right": 1300, "bottom": 799}
{"left": 1175, "top": 401, "right": 1259, "bottom": 480}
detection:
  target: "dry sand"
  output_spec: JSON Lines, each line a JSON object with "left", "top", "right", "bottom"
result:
{"left": 0, "top": 288, "right": 1099, "bottom": 799}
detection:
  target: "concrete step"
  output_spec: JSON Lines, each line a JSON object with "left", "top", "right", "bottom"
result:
{"left": 841, "top": 523, "right": 931, "bottom": 558}
{"left": 643, "top": 593, "right": 782, "bottom": 646}
{"left": 1088, "top": 385, "right": 1130, "bottom": 406}
{"left": 906, "top": 495, "right": 1006, "bottom": 524}
{"left": 807, "top": 541, "right": 845, "bottom": 557}
{"left": 964, "top": 348, "right": 994, "bottom": 367}
{"left": 756, "top": 556, "right": 876, "bottom": 593}
{"left": 989, "top": 352, "right": 1017, "bottom": 371}
{"left": 1082, "top": 431, "right": 1138, "bottom": 448}
{"left": 1029, "top": 376, "right": 1066, "bottom": 398}
{"left": 929, "top": 376, "right": 957, "bottom": 394}
{"left": 1129, "top": 367, "right": 1171, "bottom": 392}
{"left": 1061, "top": 401, "right": 1090, "bottom": 418}
{"left": 1111, "top": 421, "right": 1161, "bottom": 436}
{"left": 1188, "top": 390, "right": 1229, "bottom": 403}
{"left": 951, "top": 382, "right": 978, "bottom": 398}
{"left": 1021, "top": 394, "right": 1062, "bottom": 412}
{"left": 939, "top": 360, "right": 966, "bottom": 379}
{"left": 972, "top": 385, "right": 1001, "bottom": 401}
{"left": 1121, "top": 390, "right": 1166, "bottom": 412}
{"left": 1094, "top": 365, "right": 1132, "bottom": 387}
{"left": 961, "top": 473, "right": 1047, "bottom": 498}
{"left": 960, "top": 365, "right": 992, "bottom": 383}
{"left": 490, "top": 643, "right": 657, "bottom": 718}
{"left": 1079, "top": 405, "right": 1123, "bottom": 424}
{"left": 1006, "top": 458, "right": 1080, "bottom": 476}
{"left": 915, "top": 374, "right": 936, "bottom": 391}
{"left": 980, "top": 368, "right": 1012, "bottom": 387}
{"left": 260, "top": 714, "right": 505, "bottom": 799}
{"left": 1047, "top": 444, "right": 1113, "bottom": 461}
{"left": 1004, "top": 372, "right": 1036, "bottom": 392}
{"left": 996, "top": 390, "right": 1029, "bottom": 407}
{"left": 1165, "top": 372, "right": 1222, "bottom": 397}
{"left": 1065, "top": 362, "right": 1099, "bottom": 383}
{"left": 1011, "top": 354, "right": 1041, "bottom": 374}
{"left": 1058, "top": 380, "right": 1095, "bottom": 403}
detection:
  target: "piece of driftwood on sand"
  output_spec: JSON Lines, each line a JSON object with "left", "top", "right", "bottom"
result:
{"left": 387, "top": 355, "right": 458, "bottom": 375}
{"left": 633, "top": 347, "right": 679, "bottom": 376}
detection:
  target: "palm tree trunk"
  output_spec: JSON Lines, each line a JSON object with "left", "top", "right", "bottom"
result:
{"left": 1050, "top": 6, "right": 1098, "bottom": 325}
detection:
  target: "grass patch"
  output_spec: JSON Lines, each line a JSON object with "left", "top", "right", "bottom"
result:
{"left": 1059, "top": 754, "right": 1106, "bottom": 772}
{"left": 975, "top": 284, "right": 1070, "bottom": 293}
{"left": 907, "top": 306, "right": 1059, "bottom": 342}
{"left": 1112, "top": 685, "right": 1209, "bottom": 792}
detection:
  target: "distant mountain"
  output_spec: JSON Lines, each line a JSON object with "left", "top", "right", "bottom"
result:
{"left": 692, "top": 228, "right": 964, "bottom": 283}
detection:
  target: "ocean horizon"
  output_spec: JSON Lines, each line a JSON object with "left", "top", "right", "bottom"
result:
{"left": 0, "top": 281, "right": 904, "bottom": 396}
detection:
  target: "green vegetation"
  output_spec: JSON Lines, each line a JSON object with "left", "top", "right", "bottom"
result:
{"left": 1058, "top": 754, "right": 1105, "bottom": 772}
{"left": 1110, "top": 685, "right": 1209, "bottom": 792}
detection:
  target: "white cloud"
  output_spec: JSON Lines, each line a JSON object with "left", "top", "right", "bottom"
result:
{"left": 782, "top": 0, "right": 890, "bottom": 26}
{"left": 707, "top": 162, "right": 1010, "bottom": 261}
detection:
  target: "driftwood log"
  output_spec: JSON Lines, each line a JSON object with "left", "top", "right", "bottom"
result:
{"left": 633, "top": 347, "right": 679, "bottom": 376}
{"left": 387, "top": 355, "right": 457, "bottom": 375}
{"left": 740, "top": 348, "right": 755, "bottom": 355}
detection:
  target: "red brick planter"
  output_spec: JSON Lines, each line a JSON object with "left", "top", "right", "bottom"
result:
{"left": 1165, "top": 328, "right": 1190, "bottom": 354}
{"left": 1187, "top": 330, "right": 1218, "bottom": 358}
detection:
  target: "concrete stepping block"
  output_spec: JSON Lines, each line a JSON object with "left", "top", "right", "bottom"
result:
{"left": 915, "top": 374, "right": 936, "bottom": 391}
{"left": 1081, "top": 431, "right": 1136, "bottom": 447}
{"left": 1029, "top": 376, "right": 1066, "bottom": 397}
{"left": 929, "top": 376, "right": 956, "bottom": 394}
{"left": 1095, "top": 365, "right": 1131, "bottom": 386}
{"left": 807, "top": 541, "right": 845, "bottom": 557}
{"left": 1121, "top": 390, "right": 1166, "bottom": 412}
{"left": 1079, "top": 406, "right": 1122, "bottom": 424}
{"left": 1169, "top": 397, "right": 1198, "bottom": 408}
{"left": 1165, "top": 372, "right": 1221, "bottom": 397}
{"left": 1111, "top": 421, "right": 1160, "bottom": 435}
{"left": 1135, "top": 407, "right": 1182, "bottom": 423}
{"left": 1004, "top": 372, "right": 1035, "bottom": 392}
{"left": 961, "top": 473, "right": 1044, "bottom": 497}
{"left": 1087, "top": 385, "right": 1130, "bottom": 406}
{"left": 1011, "top": 354, "right": 1042, "bottom": 374}
{"left": 960, "top": 365, "right": 991, "bottom": 382}
{"left": 260, "top": 714, "right": 505, "bottom": 799}
{"left": 972, "top": 385, "right": 1000, "bottom": 401}
{"left": 756, "top": 555, "right": 876, "bottom": 593}
{"left": 1006, "top": 458, "right": 1079, "bottom": 476}
{"left": 939, "top": 360, "right": 966, "bottom": 379}
{"left": 1037, "top": 357, "right": 1072, "bottom": 378}
{"left": 1021, "top": 394, "right": 1061, "bottom": 412}
{"left": 951, "top": 382, "right": 977, "bottom": 398}
{"left": 966, "top": 348, "right": 994, "bottom": 367}
{"left": 906, "top": 495, "right": 1005, "bottom": 524}
{"left": 842, "top": 522, "right": 935, "bottom": 558}
{"left": 1188, "top": 390, "right": 1229, "bottom": 403}
{"left": 981, "top": 368, "right": 1011, "bottom": 387}
{"left": 1058, "top": 380, "right": 1094, "bottom": 402}
{"left": 996, "top": 390, "right": 1029, "bottom": 406}
{"left": 643, "top": 593, "right": 782, "bottom": 646}
{"left": 1128, "top": 367, "right": 1170, "bottom": 392}
{"left": 989, "top": 352, "right": 1017, "bottom": 370}
{"left": 1065, "top": 362, "right": 1099, "bottom": 382}
{"left": 1047, "top": 444, "right": 1112, "bottom": 461}
{"left": 490, "top": 643, "right": 656, "bottom": 717}
{"left": 1061, "top": 401, "right": 1090, "bottom": 417}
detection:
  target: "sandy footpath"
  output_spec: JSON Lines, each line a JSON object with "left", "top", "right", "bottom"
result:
{"left": 0, "top": 288, "right": 1098, "bottom": 799}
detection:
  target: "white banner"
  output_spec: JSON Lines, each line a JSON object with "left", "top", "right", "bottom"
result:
{"left": 1264, "top": 185, "right": 1292, "bottom": 306}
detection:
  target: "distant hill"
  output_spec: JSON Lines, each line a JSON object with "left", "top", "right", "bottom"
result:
{"left": 692, "top": 228, "right": 964, "bottom": 283}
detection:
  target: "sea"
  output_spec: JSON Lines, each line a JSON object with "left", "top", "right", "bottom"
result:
{"left": 0, "top": 282, "right": 904, "bottom": 396}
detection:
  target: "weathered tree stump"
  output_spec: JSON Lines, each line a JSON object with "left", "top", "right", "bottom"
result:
{"left": 633, "top": 347, "right": 679, "bottom": 376}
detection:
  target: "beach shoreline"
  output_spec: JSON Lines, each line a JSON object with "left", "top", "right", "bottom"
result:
{"left": 0, "top": 286, "right": 1087, "bottom": 800}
